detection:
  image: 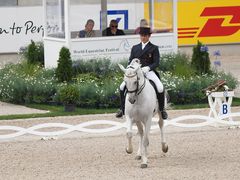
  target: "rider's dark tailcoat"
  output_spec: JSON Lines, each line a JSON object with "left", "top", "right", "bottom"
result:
{"left": 128, "top": 42, "right": 160, "bottom": 71}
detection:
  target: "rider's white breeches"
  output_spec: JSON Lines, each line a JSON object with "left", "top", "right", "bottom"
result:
{"left": 119, "top": 71, "right": 164, "bottom": 93}
{"left": 120, "top": 81, "right": 126, "bottom": 91}
{"left": 145, "top": 71, "right": 163, "bottom": 93}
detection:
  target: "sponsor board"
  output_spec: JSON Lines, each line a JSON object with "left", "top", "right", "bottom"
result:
{"left": 177, "top": 0, "right": 240, "bottom": 45}
{"left": 1, "top": 1, "right": 239, "bottom": 54}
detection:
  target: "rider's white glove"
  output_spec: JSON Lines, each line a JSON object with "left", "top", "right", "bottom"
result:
{"left": 141, "top": 66, "right": 150, "bottom": 74}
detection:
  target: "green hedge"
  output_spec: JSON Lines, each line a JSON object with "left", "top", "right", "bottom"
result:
{"left": 0, "top": 54, "right": 238, "bottom": 107}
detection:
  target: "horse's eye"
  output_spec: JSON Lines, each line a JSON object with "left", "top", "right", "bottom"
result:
{"left": 134, "top": 81, "right": 137, "bottom": 85}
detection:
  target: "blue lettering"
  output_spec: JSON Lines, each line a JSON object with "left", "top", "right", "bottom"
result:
{"left": 222, "top": 104, "right": 228, "bottom": 114}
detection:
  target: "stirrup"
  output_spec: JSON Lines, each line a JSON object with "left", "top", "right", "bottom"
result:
{"left": 115, "top": 110, "right": 123, "bottom": 118}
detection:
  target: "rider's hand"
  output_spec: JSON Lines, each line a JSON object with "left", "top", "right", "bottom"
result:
{"left": 141, "top": 66, "right": 150, "bottom": 74}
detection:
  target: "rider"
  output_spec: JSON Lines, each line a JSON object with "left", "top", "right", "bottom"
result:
{"left": 116, "top": 26, "right": 168, "bottom": 119}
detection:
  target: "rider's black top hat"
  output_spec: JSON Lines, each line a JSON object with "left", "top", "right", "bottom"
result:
{"left": 139, "top": 27, "right": 152, "bottom": 35}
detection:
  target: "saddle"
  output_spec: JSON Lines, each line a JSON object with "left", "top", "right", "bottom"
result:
{"left": 149, "top": 80, "right": 158, "bottom": 95}
{"left": 203, "top": 79, "right": 229, "bottom": 94}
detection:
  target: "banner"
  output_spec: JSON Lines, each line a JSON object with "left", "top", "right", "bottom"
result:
{"left": 177, "top": 0, "right": 240, "bottom": 45}
{"left": 0, "top": 7, "right": 44, "bottom": 53}
{"left": 1, "top": 1, "right": 240, "bottom": 54}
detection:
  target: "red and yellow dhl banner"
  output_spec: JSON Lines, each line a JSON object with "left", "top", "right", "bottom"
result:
{"left": 178, "top": 0, "right": 240, "bottom": 45}
{"left": 145, "top": 0, "right": 240, "bottom": 45}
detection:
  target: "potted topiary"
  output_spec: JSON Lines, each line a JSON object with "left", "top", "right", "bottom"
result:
{"left": 59, "top": 85, "right": 80, "bottom": 112}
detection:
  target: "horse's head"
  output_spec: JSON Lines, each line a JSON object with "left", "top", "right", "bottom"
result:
{"left": 118, "top": 59, "right": 144, "bottom": 104}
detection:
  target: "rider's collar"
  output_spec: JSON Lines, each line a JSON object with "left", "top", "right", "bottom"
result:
{"left": 141, "top": 41, "right": 149, "bottom": 50}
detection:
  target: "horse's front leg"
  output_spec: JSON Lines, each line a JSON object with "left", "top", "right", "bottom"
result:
{"left": 126, "top": 115, "right": 133, "bottom": 154}
{"left": 158, "top": 112, "right": 168, "bottom": 153}
{"left": 141, "top": 119, "right": 151, "bottom": 168}
{"left": 135, "top": 121, "right": 143, "bottom": 160}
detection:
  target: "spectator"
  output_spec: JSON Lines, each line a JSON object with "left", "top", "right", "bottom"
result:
{"left": 78, "top": 19, "right": 95, "bottom": 38}
{"left": 134, "top": 19, "right": 148, "bottom": 34}
{"left": 102, "top": 19, "right": 125, "bottom": 36}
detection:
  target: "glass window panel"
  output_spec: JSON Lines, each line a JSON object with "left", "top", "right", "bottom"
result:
{"left": 17, "top": 0, "right": 42, "bottom": 6}
{"left": 0, "top": 0, "right": 17, "bottom": 6}
{"left": 45, "top": 0, "right": 65, "bottom": 38}
{"left": 70, "top": 0, "right": 101, "bottom": 38}
{"left": 70, "top": 0, "right": 173, "bottom": 39}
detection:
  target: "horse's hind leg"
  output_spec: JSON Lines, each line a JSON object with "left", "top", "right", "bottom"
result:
{"left": 158, "top": 112, "right": 168, "bottom": 153}
{"left": 126, "top": 116, "right": 133, "bottom": 154}
{"left": 135, "top": 121, "right": 143, "bottom": 160}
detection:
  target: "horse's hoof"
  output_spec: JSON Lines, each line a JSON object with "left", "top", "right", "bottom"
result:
{"left": 126, "top": 148, "right": 133, "bottom": 154}
{"left": 140, "top": 163, "right": 148, "bottom": 168}
{"left": 162, "top": 145, "right": 168, "bottom": 153}
{"left": 135, "top": 156, "right": 141, "bottom": 160}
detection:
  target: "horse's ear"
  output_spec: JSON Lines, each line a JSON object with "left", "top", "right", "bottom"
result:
{"left": 118, "top": 64, "right": 126, "bottom": 73}
{"left": 134, "top": 58, "right": 141, "bottom": 64}
{"left": 131, "top": 58, "right": 141, "bottom": 65}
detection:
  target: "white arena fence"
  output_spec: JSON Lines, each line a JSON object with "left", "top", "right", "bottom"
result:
{"left": 0, "top": 113, "right": 240, "bottom": 140}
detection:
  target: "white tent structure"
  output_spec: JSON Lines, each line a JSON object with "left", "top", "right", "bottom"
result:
{"left": 43, "top": 0, "right": 178, "bottom": 68}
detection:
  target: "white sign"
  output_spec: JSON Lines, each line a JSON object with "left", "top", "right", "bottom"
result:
{"left": 71, "top": 34, "right": 174, "bottom": 61}
{"left": 0, "top": 6, "right": 44, "bottom": 53}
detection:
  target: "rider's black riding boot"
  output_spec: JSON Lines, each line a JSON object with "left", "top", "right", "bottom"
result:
{"left": 116, "top": 89, "right": 125, "bottom": 118}
{"left": 157, "top": 91, "right": 168, "bottom": 120}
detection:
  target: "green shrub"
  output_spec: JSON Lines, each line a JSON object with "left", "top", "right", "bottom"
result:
{"left": 159, "top": 53, "right": 175, "bottom": 72}
{"left": 15, "top": 60, "right": 42, "bottom": 76}
{"left": 56, "top": 47, "right": 73, "bottom": 83}
{"left": 210, "top": 70, "right": 238, "bottom": 90}
{"left": 162, "top": 72, "right": 238, "bottom": 105}
{"left": 78, "top": 82, "right": 99, "bottom": 107}
{"left": 191, "top": 41, "right": 211, "bottom": 74}
{"left": 0, "top": 63, "right": 57, "bottom": 104}
{"left": 76, "top": 74, "right": 122, "bottom": 108}
{"left": 72, "top": 58, "right": 128, "bottom": 77}
{"left": 21, "top": 40, "right": 44, "bottom": 65}
{"left": 0, "top": 56, "right": 238, "bottom": 107}
{"left": 95, "top": 78, "right": 121, "bottom": 108}
{"left": 159, "top": 53, "right": 194, "bottom": 78}
{"left": 59, "top": 84, "right": 80, "bottom": 105}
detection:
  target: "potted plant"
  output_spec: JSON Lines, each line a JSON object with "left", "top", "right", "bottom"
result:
{"left": 59, "top": 85, "right": 80, "bottom": 112}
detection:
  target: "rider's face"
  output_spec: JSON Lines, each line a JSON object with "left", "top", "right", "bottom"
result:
{"left": 140, "top": 34, "right": 150, "bottom": 43}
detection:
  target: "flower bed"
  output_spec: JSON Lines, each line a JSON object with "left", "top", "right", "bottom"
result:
{"left": 0, "top": 54, "right": 238, "bottom": 107}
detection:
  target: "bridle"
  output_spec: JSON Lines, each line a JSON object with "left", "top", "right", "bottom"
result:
{"left": 125, "top": 66, "right": 146, "bottom": 96}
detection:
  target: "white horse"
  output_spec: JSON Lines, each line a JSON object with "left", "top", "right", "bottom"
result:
{"left": 118, "top": 59, "right": 168, "bottom": 168}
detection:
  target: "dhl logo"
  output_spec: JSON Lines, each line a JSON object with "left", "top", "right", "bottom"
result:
{"left": 178, "top": 6, "right": 240, "bottom": 39}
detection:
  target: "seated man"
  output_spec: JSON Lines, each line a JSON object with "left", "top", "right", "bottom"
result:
{"left": 116, "top": 27, "right": 168, "bottom": 120}
{"left": 134, "top": 19, "right": 148, "bottom": 34}
{"left": 78, "top": 19, "right": 95, "bottom": 38}
{"left": 102, "top": 19, "right": 125, "bottom": 36}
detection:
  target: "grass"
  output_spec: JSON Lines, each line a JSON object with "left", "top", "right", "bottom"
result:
{"left": 0, "top": 97, "right": 239, "bottom": 120}
{"left": 233, "top": 97, "right": 240, "bottom": 106}
{"left": 0, "top": 104, "right": 117, "bottom": 121}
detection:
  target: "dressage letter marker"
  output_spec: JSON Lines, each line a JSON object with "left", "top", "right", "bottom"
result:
{"left": 221, "top": 103, "right": 229, "bottom": 115}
